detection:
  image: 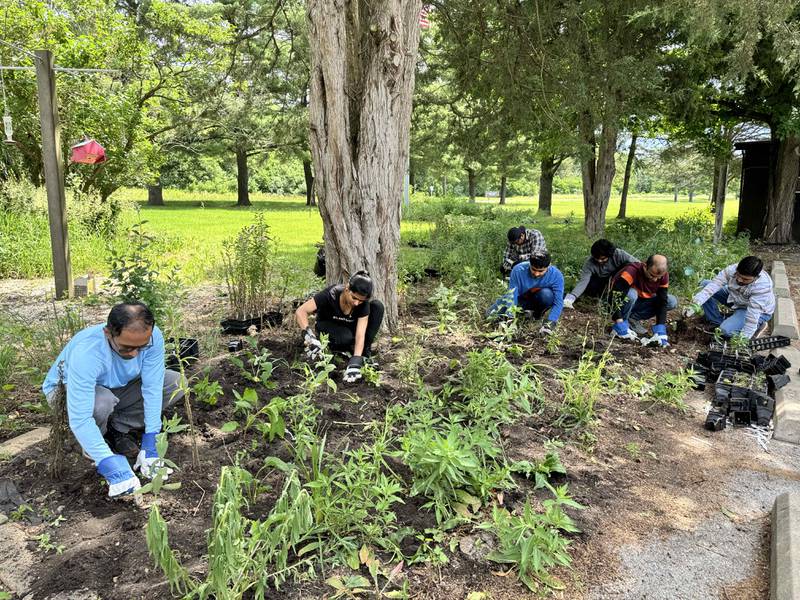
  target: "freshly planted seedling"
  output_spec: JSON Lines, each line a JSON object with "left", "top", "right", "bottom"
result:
{"left": 229, "top": 337, "right": 279, "bottom": 389}
{"left": 192, "top": 371, "right": 223, "bottom": 407}
{"left": 34, "top": 533, "right": 65, "bottom": 555}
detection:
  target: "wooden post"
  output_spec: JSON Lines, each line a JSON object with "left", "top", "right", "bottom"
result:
{"left": 35, "top": 49, "right": 71, "bottom": 299}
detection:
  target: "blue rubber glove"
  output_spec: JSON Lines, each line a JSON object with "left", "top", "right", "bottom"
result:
{"left": 611, "top": 321, "right": 638, "bottom": 341}
{"left": 97, "top": 454, "right": 141, "bottom": 498}
{"left": 134, "top": 432, "right": 173, "bottom": 480}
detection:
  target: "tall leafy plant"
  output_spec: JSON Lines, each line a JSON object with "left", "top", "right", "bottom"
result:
{"left": 222, "top": 214, "right": 287, "bottom": 318}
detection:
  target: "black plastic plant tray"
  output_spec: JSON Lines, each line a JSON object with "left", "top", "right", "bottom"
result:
{"left": 165, "top": 337, "right": 199, "bottom": 370}
{"left": 749, "top": 336, "right": 791, "bottom": 352}
{"left": 762, "top": 354, "right": 792, "bottom": 376}
{"left": 732, "top": 410, "right": 752, "bottom": 426}
{"left": 709, "top": 355, "right": 757, "bottom": 375}
{"left": 220, "top": 311, "right": 283, "bottom": 334}
{"left": 768, "top": 373, "right": 791, "bottom": 392}
{"left": 716, "top": 369, "right": 752, "bottom": 398}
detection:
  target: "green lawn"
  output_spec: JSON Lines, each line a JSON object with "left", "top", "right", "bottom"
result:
{"left": 114, "top": 188, "right": 737, "bottom": 284}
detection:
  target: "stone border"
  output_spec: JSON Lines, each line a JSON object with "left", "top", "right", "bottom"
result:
{"left": 772, "top": 492, "right": 800, "bottom": 600}
{"left": 771, "top": 262, "right": 799, "bottom": 339}
{"left": 773, "top": 346, "right": 800, "bottom": 444}
{"left": 0, "top": 427, "right": 50, "bottom": 457}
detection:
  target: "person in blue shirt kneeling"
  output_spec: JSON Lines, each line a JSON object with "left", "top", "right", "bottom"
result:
{"left": 41, "top": 302, "right": 185, "bottom": 498}
{"left": 487, "top": 251, "right": 565, "bottom": 335}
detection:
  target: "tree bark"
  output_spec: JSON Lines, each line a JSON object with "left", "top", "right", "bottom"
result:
{"left": 617, "top": 133, "right": 637, "bottom": 219}
{"left": 303, "top": 159, "right": 315, "bottom": 206}
{"left": 764, "top": 133, "right": 800, "bottom": 243}
{"left": 499, "top": 174, "right": 507, "bottom": 205}
{"left": 688, "top": 189, "right": 694, "bottom": 202}
{"left": 147, "top": 181, "right": 164, "bottom": 206}
{"left": 467, "top": 167, "right": 476, "bottom": 202}
{"left": 307, "top": 0, "right": 421, "bottom": 331}
{"left": 580, "top": 117, "right": 618, "bottom": 237}
{"left": 538, "top": 154, "right": 561, "bottom": 216}
{"left": 712, "top": 157, "right": 728, "bottom": 244}
{"left": 441, "top": 175, "right": 447, "bottom": 196}
{"left": 235, "top": 147, "right": 251, "bottom": 207}
{"left": 673, "top": 187, "right": 678, "bottom": 203}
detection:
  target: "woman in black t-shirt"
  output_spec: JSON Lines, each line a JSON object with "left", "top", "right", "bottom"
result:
{"left": 294, "top": 271, "right": 384, "bottom": 382}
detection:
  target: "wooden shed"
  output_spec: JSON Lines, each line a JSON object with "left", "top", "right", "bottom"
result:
{"left": 735, "top": 140, "right": 800, "bottom": 240}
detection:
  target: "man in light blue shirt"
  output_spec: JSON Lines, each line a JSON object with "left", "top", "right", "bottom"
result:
{"left": 42, "top": 302, "right": 184, "bottom": 497}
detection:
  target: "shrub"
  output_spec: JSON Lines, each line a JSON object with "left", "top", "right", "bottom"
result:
{"left": 107, "top": 219, "right": 185, "bottom": 325}
{"left": 222, "top": 213, "right": 289, "bottom": 318}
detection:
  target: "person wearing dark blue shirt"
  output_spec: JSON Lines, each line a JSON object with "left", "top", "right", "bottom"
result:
{"left": 487, "top": 252, "right": 565, "bottom": 334}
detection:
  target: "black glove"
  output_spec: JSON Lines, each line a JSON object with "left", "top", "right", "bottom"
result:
{"left": 539, "top": 320, "right": 555, "bottom": 335}
{"left": 343, "top": 355, "right": 365, "bottom": 383}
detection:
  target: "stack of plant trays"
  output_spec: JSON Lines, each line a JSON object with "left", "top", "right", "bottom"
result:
{"left": 694, "top": 336, "right": 791, "bottom": 432}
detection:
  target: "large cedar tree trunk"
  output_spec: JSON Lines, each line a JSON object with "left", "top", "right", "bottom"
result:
{"left": 235, "top": 147, "right": 251, "bottom": 207}
{"left": 303, "top": 159, "right": 315, "bottom": 206}
{"left": 147, "top": 181, "right": 164, "bottom": 206}
{"left": 712, "top": 157, "right": 728, "bottom": 244}
{"left": 580, "top": 117, "right": 618, "bottom": 237}
{"left": 307, "top": 0, "right": 421, "bottom": 330}
{"left": 467, "top": 167, "right": 476, "bottom": 202}
{"left": 499, "top": 175, "right": 507, "bottom": 205}
{"left": 538, "top": 154, "right": 561, "bottom": 215}
{"left": 617, "top": 133, "right": 637, "bottom": 219}
{"left": 764, "top": 133, "right": 800, "bottom": 243}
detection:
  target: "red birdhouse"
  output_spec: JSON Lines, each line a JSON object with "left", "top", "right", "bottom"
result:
{"left": 70, "top": 138, "right": 107, "bottom": 164}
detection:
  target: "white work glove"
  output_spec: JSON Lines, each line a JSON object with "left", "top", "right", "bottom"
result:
{"left": 134, "top": 433, "right": 173, "bottom": 480}
{"left": 539, "top": 320, "right": 556, "bottom": 335}
{"left": 563, "top": 294, "right": 576, "bottom": 309}
{"left": 343, "top": 355, "right": 364, "bottom": 383}
{"left": 611, "top": 321, "right": 639, "bottom": 341}
{"left": 97, "top": 455, "right": 142, "bottom": 498}
{"left": 682, "top": 302, "right": 702, "bottom": 318}
{"left": 302, "top": 327, "right": 322, "bottom": 360}
{"left": 641, "top": 325, "right": 669, "bottom": 348}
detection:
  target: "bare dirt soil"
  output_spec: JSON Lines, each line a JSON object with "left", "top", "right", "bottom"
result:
{"left": 0, "top": 270, "right": 793, "bottom": 600}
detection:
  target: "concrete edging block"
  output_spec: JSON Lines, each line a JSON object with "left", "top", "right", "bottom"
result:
{"left": 773, "top": 261, "right": 788, "bottom": 276}
{"left": 0, "top": 427, "right": 51, "bottom": 457}
{"left": 774, "top": 347, "right": 800, "bottom": 444}
{"left": 773, "top": 297, "right": 800, "bottom": 340}
{"left": 772, "top": 492, "right": 800, "bottom": 600}
{"left": 774, "top": 271, "right": 792, "bottom": 299}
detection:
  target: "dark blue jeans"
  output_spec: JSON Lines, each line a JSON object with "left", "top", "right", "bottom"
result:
{"left": 488, "top": 288, "right": 555, "bottom": 319}
{"left": 620, "top": 289, "right": 678, "bottom": 321}
{"left": 698, "top": 280, "right": 770, "bottom": 337}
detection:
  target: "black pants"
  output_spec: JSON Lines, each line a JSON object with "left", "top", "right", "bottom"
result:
{"left": 316, "top": 300, "right": 384, "bottom": 356}
{"left": 583, "top": 274, "right": 611, "bottom": 298}
{"left": 500, "top": 260, "right": 523, "bottom": 278}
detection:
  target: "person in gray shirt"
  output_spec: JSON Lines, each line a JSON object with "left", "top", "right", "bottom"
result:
{"left": 563, "top": 239, "right": 638, "bottom": 308}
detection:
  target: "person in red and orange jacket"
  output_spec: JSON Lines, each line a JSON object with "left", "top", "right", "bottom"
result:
{"left": 607, "top": 254, "right": 678, "bottom": 346}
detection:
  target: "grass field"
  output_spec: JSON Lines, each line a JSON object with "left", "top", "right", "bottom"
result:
{"left": 109, "top": 188, "right": 737, "bottom": 284}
